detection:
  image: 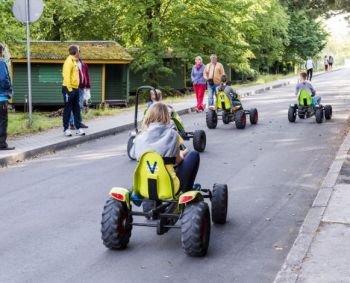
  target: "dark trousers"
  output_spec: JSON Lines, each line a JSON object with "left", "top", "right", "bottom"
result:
{"left": 176, "top": 151, "right": 200, "bottom": 192}
{"left": 62, "top": 87, "right": 81, "bottom": 131}
{"left": 0, "top": 101, "right": 8, "bottom": 147}
{"left": 307, "top": 68, "right": 313, "bottom": 81}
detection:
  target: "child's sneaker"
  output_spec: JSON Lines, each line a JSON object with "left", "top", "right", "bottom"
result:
{"left": 64, "top": 129, "right": 72, "bottom": 137}
{"left": 76, "top": 128, "right": 85, "bottom": 136}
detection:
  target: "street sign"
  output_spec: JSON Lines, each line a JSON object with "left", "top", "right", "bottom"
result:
{"left": 12, "top": 0, "right": 44, "bottom": 24}
{"left": 12, "top": 0, "right": 44, "bottom": 127}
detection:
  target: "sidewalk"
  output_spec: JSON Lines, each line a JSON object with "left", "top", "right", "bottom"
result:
{"left": 0, "top": 73, "right": 323, "bottom": 167}
{"left": 275, "top": 120, "right": 350, "bottom": 282}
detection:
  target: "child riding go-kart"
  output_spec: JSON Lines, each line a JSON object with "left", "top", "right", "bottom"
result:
{"left": 127, "top": 86, "right": 206, "bottom": 160}
{"left": 288, "top": 72, "right": 332, "bottom": 124}
{"left": 206, "top": 75, "right": 258, "bottom": 129}
{"left": 101, "top": 103, "right": 228, "bottom": 257}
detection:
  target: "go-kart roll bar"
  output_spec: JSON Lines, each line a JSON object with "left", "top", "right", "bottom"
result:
{"left": 132, "top": 86, "right": 157, "bottom": 133}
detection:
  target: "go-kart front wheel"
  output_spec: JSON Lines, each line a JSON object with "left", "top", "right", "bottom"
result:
{"left": 127, "top": 135, "right": 136, "bottom": 160}
{"left": 181, "top": 202, "right": 211, "bottom": 257}
{"left": 211, "top": 184, "right": 228, "bottom": 224}
{"left": 288, "top": 106, "right": 296, "bottom": 122}
{"left": 193, "top": 130, "right": 206, "bottom": 152}
{"left": 324, "top": 105, "right": 332, "bottom": 120}
{"left": 249, "top": 108, "right": 258, "bottom": 125}
{"left": 222, "top": 110, "right": 230, "bottom": 124}
{"left": 315, "top": 108, "right": 324, "bottom": 124}
{"left": 101, "top": 198, "right": 132, "bottom": 250}
{"left": 206, "top": 109, "right": 218, "bottom": 129}
{"left": 235, "top": 110, "right": 246, "bottom": 129}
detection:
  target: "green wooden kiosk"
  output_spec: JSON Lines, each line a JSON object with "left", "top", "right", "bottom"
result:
{"left": 8, "top": 41, "right": 133, "bottom": 106}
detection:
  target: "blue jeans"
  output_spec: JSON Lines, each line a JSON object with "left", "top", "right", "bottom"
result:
{"left": 69, "top": 88, "right": 84, "bottom": 126}
{"left": 62, "top": 87, "right": 81, "bottom": 131}
{"left": 207, "top": 84, "right": 219, "bottom": 106}
{"left": 176, "top": 151, "right": 200, "bottom": 192}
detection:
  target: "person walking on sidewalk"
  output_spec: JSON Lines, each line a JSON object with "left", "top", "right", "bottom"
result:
{"left": 69, "top": 49, "right": 90, "bottom": 129}
{"left": 328, "top": 55, "right": 334, "bottom": 71}
{"left": 203, "top": 54, "right": 225, "bottom": 108}
{"left": 191, "top": 56, "right": 206, "bottom": 112}
{"left": 62, "top": 45, "right": 85, "bottom": 137}
{"left": 324, "top": 55, "right": 329, "bottom": 72}
{"left": 305, "top": 57, "right": 314, "bottom": 81}
{"left": 0, "top": 44, "right": 15, "bottom": 150}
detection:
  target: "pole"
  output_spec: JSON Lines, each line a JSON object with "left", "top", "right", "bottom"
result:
{"left": 25, "top": 0, "right": 33, "bottom": 127}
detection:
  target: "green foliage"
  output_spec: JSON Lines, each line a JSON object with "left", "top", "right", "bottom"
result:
{"left": 0, "top": 0, "right": 334, "bottom": 85}
{"left": 285, "top": 11, "right": 328, "bottom": 62}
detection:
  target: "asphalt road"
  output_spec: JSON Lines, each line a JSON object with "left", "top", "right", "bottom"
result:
{"left": 1, "top": 69, "right": 350, "bottom": 283}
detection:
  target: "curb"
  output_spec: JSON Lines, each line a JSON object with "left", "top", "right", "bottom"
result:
{"left": 274, "top": 119, "right": 350, "bottom": 283}
{"left": 0, "top": 71, "right": 336, "bottom": 167}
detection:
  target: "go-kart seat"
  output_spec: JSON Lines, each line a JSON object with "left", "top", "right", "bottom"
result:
{"left": 133, "top": 151, "right": 179, "bottom": 200}
{"left": 298, "top": 89, "right": 312, "bottom": 106}
{"left": 217, "top": 91, "right": 232, "bottom": 110}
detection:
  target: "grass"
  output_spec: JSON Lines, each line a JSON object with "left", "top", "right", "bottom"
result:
{"left": 7, "top": 107, "right": 128, "bottom": 136}
{"left": 233, "top": 73, "right": 295, "bottom": 88}
{"left": 8, "top": 72, "right": 295, "bottom": 137}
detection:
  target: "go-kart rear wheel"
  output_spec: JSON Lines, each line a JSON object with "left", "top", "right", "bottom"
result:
{"left": 181, "top": 202, "right": 211, "bottom": 257}
{"left": 222, "top": 111, "right": 230, "bottom": 124}
{"left": 288, "top": 106, "right": 296, "bottom": 122}
{"left": 206, "top": 109, "right": 217, "bottom": 129}
{"left": 127, "top": 135, "right": 136, "bottom": 160}
{"left": 193, "top": 130, "right": 206, "bottom": 152}
{"left": 101, "top": 198, "right": 132, "bottom": 250}
{"left": 324, "top": 105, "right": 332, "bottom": 120}
{"left": 249, "top": 108, "right": 258, "bottom": 125}
{"left": 235, "top": 110, "right": 246, "bottom": 129}
{"left": 315, "top": 108, "right": 324, "bottom": 124}
{"left": 211, "top": 184, "right": 228, "bottom": 224}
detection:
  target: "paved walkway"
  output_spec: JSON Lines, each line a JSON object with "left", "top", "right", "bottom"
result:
{"left": 0, "top": 74, "right": 319, "bottom": 167}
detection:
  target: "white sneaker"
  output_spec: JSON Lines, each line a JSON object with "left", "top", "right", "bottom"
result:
{"left": 76, "top": 128, "right": 85, "bottom": 136}
{"left": 64, "top": 129, "right": 72, "bottom": 137}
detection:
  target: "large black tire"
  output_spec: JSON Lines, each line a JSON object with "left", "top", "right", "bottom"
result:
{"left": 101, "top": 198, "right": 132, "bottom": 250}
{"left": 315, "top": 108, "right": 324, "bottom": 124}
{"left": 181, "top": 202, "right": 211, "bottom": 257}
{"left": 206, "top": 109, "right": 217, "bottom": 129}
{"left": 324, "top": 105, "right": 332, "bottom": 120}
{"left": 211, "top": 184, "right": 228, "bottom": 224}
{"left": 193, "top": 130, "right": 206, "bottom": 152}
{"left": 249, "top": 108, "right": 258, "bottom": 125}
{"left": 235, "top": 110, "right": 246, "bottom": 129}
{"left": 288, "top": 106, "right": 296, "bottom": 122}
{"left": 127, "top": 135, "right": 136, "bottom": 160}
{"left": 222, "top": 111, "right": 230, "bottom": 124}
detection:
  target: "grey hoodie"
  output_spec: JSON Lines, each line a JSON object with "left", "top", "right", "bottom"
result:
{"left": 131, "top": 123, "right": 178, "bottom": 161}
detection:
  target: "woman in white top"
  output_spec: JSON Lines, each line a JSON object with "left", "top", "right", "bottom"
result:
{"left": 305, "top": 57, "right": 314, "bottom": 81}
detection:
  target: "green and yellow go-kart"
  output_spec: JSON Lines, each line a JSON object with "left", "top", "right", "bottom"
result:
{"left": 127, "top": 86, "right": 206, "bottom": 160}
{"left": 206, "top": 90, "right": 258, "bottom": 129}
{"left": 288, "top": 89, "right": 332, "bottom": 124}
{"left": 101, "top": 151, "right": 228, "bottom": 257}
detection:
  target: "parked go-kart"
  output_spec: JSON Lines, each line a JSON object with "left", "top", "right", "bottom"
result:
{"left": 101, "top": 151, "right": 228, "bottom": 256}
{"left": 206, "top": 89, "right": 258, "bottom": 129}
{"left": 127, "top": 86, "right": 206, "bottom": 160}
{"left": 288, "top": 89, "right": 332, "bottom": 124}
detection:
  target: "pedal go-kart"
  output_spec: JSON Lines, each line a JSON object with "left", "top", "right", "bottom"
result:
{"left": 206, "top": 90, "right": 258, "bottom": 129}
{"left": 127, "top": 86, "right": 206, "bottom": 160}
{"left": 288, "top": 89, "right": 332, "bottom": 124}
{"left": 101, "top": 151, "right": 228, "bottom": 256}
